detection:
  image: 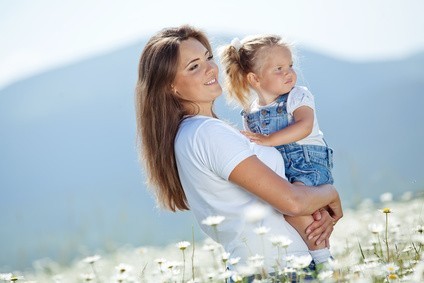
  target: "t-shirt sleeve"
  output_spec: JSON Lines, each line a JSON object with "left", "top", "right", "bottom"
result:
{"left": 287, "top": 86, "right": 316, "bottom": 115}
{"left": 193, "top": 120, "right": 254, "bottom": 180}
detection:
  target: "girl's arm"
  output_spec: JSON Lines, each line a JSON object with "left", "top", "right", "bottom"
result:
{"left": 242, "top": 106, "right": 314, "bottom": 146}
{"left": 229, "top": 155, "right": 343, "bottom": 220}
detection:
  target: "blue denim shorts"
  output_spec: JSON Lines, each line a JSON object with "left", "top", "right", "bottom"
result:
{"left": 277, "top": 143, "right": 334, "bottom": 186}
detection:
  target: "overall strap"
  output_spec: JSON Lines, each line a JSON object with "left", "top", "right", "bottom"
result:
{"left": 275, "top": 93, "right": 289, "bottom": 103}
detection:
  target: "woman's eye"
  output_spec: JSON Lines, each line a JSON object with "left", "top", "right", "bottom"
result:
{"left": 189, "top": 64, "right": 199, "bottom": 71}
{"left": 207, "top": 55, "right": 214, "bottom": 60}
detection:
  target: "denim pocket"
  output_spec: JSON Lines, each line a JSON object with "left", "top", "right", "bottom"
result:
{"left": 285, "top": 148, "right": 334, "bottom": 185}
{"left": 287, "top": 164, "right": 320, "bottom": 186}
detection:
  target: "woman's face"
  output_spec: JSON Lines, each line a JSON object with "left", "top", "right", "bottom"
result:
{"left": 172, "top": 38, "right": 222, "bottom": 115}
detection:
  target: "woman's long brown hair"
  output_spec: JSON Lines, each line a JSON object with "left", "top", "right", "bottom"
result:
{"left": 135, "top": 25, "right": 212, "bottom": 211}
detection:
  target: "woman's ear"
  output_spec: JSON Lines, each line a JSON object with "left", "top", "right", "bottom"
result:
{"left": 247, "top": 72, "right": 260, "bottom": 89}
{"left": 170, "top": 84, "right": 178, "bottom": 96}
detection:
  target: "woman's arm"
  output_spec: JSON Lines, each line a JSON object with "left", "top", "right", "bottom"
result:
{"left": 241, "top": 106, "right": 314, "bottom": 146}
{"left": 229, "top": 155, "right": 342, "bottom": 220}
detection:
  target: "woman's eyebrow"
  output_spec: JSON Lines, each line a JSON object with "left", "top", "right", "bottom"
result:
{"left": 185, "top": 50, "right": 209, "bottom": 68}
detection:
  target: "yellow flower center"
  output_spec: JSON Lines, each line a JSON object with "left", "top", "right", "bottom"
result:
{"left": 382, "top": 208, "right": 391, "bottom": 213}
{"left": 388, "top": 273, "right": 398, "bottom": 279}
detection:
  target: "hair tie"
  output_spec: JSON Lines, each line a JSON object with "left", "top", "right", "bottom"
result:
{"left": 230, "top": 37, "right": 242, "bottom": 52}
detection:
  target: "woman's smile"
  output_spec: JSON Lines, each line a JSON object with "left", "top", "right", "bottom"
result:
{"left": 204, "top": 78, "right": 217, "bottom": 85}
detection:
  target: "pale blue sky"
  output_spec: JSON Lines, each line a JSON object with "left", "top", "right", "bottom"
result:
{"left": 1, "top": 0, "right": 423, "bottom": 89}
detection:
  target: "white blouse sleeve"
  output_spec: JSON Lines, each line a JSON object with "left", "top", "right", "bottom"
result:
{"left": 286, "top": 86, "right": 316, "bottom": 115}
{"left": 194, "top": 119, "right": 254, "bottom": 180}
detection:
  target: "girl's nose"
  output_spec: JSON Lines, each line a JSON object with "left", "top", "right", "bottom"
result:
{"left": 284, "top": 69, "right": 293, "bottom": 76}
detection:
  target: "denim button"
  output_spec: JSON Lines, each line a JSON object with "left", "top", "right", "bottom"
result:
{"left": 261, "top": 109, "right": 268, "bottom": 115}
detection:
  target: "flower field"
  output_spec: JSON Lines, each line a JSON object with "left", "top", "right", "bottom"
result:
{"left": 1, "top": 192, "right": 423, "bottom": 282}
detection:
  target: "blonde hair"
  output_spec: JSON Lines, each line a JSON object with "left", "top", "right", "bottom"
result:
{"left": 220, "top": 35, "right": 292, "bottom": 109}
{"left": 135, "top": 25, "right": 212, "bottom": 211}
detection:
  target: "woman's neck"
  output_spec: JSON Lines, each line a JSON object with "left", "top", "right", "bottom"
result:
{"left": 184, "top": 102, "right": 214, "bottom": 117}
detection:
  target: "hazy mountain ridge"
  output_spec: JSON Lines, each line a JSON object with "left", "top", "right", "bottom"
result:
{"left": 1, "top": 36, "right": 423, "bottom": 270}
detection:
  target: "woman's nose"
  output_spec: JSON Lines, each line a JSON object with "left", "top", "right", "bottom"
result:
{"left": 206, "top": 61, "right": 217, "bottom": 75}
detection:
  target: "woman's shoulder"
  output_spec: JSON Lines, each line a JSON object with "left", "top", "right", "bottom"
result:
{"left": 181, "top": 115, "right": 229, "bottom": 129}
{"left": 177, "top": 116, "right": 253, "bottom": 171}
{"left": 179, "top": 116, "right": 240, "bottom": 139}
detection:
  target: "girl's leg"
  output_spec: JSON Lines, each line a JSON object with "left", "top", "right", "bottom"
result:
{"left": 284, "top": 182, "right": 331, "bottom": 264}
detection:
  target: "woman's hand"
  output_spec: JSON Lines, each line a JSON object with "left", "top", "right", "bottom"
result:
{"left": 305, "top": 209, "right": 336, "bottom": 247}
{"left": 327, "top": 192, "right": 343, "bottom": 222}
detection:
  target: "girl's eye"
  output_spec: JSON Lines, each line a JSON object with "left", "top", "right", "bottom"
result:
{"left": 207, "top": 55, "right": 214, "bottom": 60}
{"left": 289, "top": 64, "right": 293, "bottom": 68}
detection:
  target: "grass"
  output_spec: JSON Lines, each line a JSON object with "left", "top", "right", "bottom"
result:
{"left": 1, "top": 191, "right": 423, "bottom": 282}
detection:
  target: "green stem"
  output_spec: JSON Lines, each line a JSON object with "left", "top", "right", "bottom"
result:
{"left": 140, "top": 262, "right": 148, "bottom": 283}
{"left": 276, "top": 246, "right": 282, "bottom": 268}
{"left": 260, "top": 235, "right": 266, "bottom": 261}
{"left": 213, "top": 226, "right": 221, "bottom": 245}
{"left": 211, "top": 250, "right": 219, "bottom": 271}
{"left": 385, "top": 213, "right": 390, "bottom": 262}
{"left": 182, "top": 249, "right": 186, "bottom": 283}
{"left": 90, "top": 263, "right": 101, "bottom": 283}
{"left": 191, "top": 226, "right": 195, "bottom": 282}
{"left": 377, "top": 234, "right": 384, "bottom": 259}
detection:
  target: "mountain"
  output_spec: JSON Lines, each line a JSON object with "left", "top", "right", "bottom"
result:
{"left": 1, "top": 35, "right": 423, "bottom": 270}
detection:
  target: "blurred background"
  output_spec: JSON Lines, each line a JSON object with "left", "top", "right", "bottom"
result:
{"left": 1, "top": 0, "right": 423, "bottom": 272}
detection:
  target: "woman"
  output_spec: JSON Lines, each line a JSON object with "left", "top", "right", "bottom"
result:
{"left": 135, "top": 25, "right": 342, "bottom": 275}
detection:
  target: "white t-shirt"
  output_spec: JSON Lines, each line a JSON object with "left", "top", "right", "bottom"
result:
{"left": 175, "top": 116, "right": 309, "bottom": 269}
{"left": 250, "top": 86, "right": 325, "bottom": 146}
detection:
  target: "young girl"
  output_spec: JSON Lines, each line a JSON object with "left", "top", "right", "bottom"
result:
{"left": 220, "top": 35, "right": 335, "bottom": 265}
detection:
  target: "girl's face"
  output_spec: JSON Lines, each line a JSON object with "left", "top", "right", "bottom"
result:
{"left": 172, "top": 38, "right": 222, "bottom": 116}
{"left": 255, "top": 45, "right": 297, "bottom": 98}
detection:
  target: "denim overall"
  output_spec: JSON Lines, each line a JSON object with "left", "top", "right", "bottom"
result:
{"left": 242, "top": 94, "right": 334, "bottom": 186}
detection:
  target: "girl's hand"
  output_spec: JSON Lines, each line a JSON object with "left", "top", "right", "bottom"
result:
{"left": 240, "top": 130, "right": 272, "bottom": 146}
{"left": 305, "top": 209, "right": 336, "bottom": 247}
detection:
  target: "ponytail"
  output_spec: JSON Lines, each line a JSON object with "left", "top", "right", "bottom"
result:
{"left": 220, "top": 44, "right": 251, "bottom": 109}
